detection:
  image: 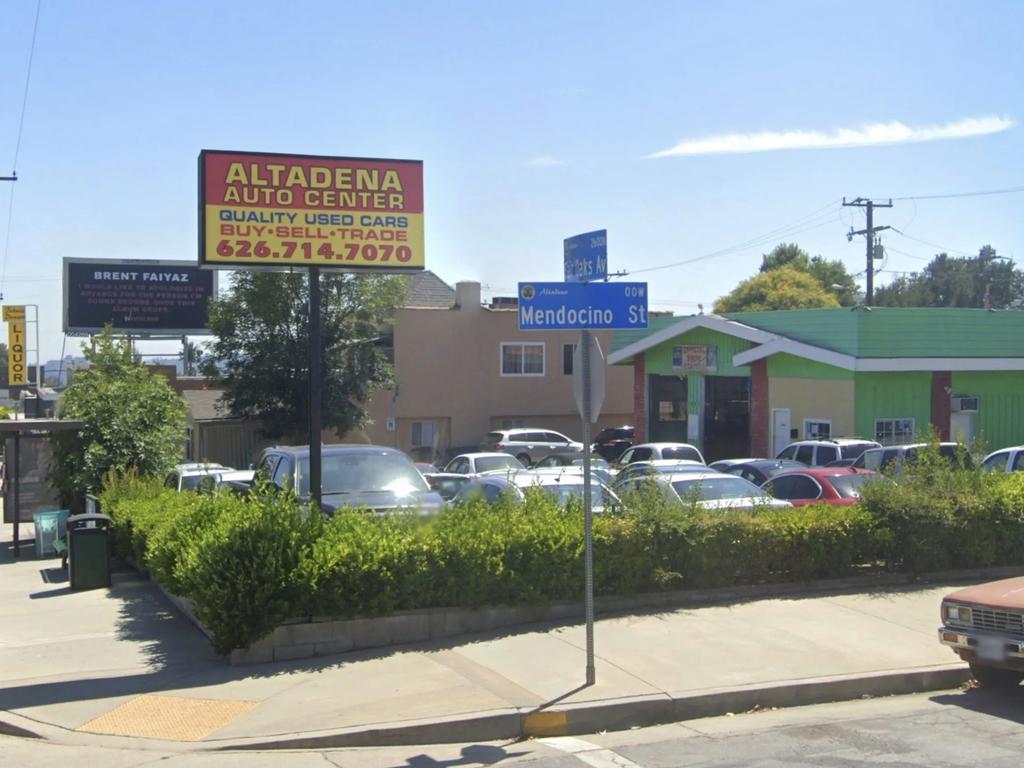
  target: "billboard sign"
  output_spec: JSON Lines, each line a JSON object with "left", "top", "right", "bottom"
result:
{"left": 63, "top": 259, "right": 217, "bottom": 335}
{"left": 6, "top": 309, "right": 26, "bottom": 385}
{"left": 517, "top": 282, "right": 649, "bottom": 331}
{"left": 564, "top": 229, "right": 608, "bottom": 283}
{"left": 198, "top": 150, "right": 424, "bottom": 271}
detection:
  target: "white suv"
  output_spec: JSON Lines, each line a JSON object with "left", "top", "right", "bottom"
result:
{"left": 775, "top": 438, "right": 880, "bottom": 466}
{"left": 480, "top": 428, "right": 584, "bottom": 467}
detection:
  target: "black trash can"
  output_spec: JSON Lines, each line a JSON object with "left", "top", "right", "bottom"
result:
{"left": 67, "top": 512, "right": 111, "bottom": 590}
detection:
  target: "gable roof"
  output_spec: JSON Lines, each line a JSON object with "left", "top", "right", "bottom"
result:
{"left": 610, "top": 307, "right": 1024, "bottom": 367}
{"left": 607, "top": 314, "right": 776, "bottom": 364}
{"left": 404, "top": 270, "right": 456, "bottom": 308}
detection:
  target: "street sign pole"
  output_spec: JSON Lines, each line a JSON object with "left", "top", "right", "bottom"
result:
{"left": 581, "top": 327, "right": 596, "bottom": 685}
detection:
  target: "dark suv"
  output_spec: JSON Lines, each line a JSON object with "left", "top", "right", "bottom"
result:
{"left": 591, "top": 426, "right": 634, "bottom": 461}
{"left": 251, "top": 444, "right": 444, "bottom": 515}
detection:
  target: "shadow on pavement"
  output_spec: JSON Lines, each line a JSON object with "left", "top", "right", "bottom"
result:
{"left": 931, "top": 686, "right": 1024, "bottom": 725}
{"left": 400, "top": 743, "right": 530, "bottom": 768}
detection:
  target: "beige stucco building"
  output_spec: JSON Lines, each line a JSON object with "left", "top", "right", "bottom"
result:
{"left": 362, "top": 278, "right": 634, "bottom": 464}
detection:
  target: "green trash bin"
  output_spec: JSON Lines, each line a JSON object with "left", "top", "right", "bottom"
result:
{"left": 33, "top": 509, "right": 70, "bottom": 559}
{"left": 67, "top": 512, "right": 112, "bottom": 590}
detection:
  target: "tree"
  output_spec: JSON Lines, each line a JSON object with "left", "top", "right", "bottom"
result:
{"left": 714, "top": 266, "right": 841, "bottom": 313}
{"left": 759, "top": 243, "right": 860, "bottom": 306}
{"left": 203, "top": 271, "right": 407, "bottom": 441}
{"left": 50, "top": 329, "right": 188, "bottom": 502}
{"left": 874, "top": 245, "right": 1024, "bottom": 308}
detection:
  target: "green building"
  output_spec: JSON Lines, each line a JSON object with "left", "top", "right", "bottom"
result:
{"left": 609, "top": 307, "right": 1024, "bottom": 462}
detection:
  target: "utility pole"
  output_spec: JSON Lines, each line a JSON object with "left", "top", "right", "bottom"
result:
{"left": 843, "top": 197, "right": 892, "bottom": 306}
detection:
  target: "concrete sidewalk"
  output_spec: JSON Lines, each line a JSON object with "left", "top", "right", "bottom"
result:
{"left": 0, "top": 521, "right": 987, "bottom": 751}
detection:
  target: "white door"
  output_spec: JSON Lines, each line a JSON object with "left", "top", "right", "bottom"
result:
{"left": 950, "top": 412, "right": 975, "bottom": 445}
{"left": 771, "top": 409, "right": 791, "bottom": 457}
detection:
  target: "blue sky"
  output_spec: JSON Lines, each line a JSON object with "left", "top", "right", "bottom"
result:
{"left": 1, "top": 0, "right": 1021, "bottom": 359}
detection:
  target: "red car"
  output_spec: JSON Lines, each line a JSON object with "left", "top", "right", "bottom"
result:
{"left": 760, "top": 467, "right": 876, "bottom": 506}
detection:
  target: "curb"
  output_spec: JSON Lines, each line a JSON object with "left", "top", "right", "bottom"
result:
{"left": 204, "top": 663, "right": 970, "bottom": 751}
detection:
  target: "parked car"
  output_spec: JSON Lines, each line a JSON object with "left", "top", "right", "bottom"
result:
{"left": 852, "top": 442, "right": 972, "bottom": 472}
{"left": 616, "top": 471, "right": 791, "bottom": 511}
{"left": 195, "top": 468, "right": 255, "bottom": 493}
{"left": 443, "top": 452, "right": 525, "bottom": 476}
{"left": 166, "top": 462, "right": 228, "bottom": 492}
{"left": 250, "top": 445, "right": 444, "bottom": 515}
{"left": 612, "top": 460, "right": 709, "bottom": 488}
{"left": 453, "top": 469, "right": 620, "bottom": 512}
{"left": 939, "top": 577, "right": 1024, "bottom": 687}
{"left": 981, "top": 446, "right": 1024, "bottom": 473}
{"left": 761, "top": 467, "right": 877, "bottom": 506}
{"left": 590, "top": 425, "right": 634, "bottom": 461}
{"left": 710, "top": 458, "right": 806, "bottom": 486}
{"left": 616, "top": 442, "right": 705, "bottom": 466}
{"left": 480, "top": 428, "right": 584, "bottom": 466}
{"left": 421, "top": 472, "right": 472, "bottom": 502}
{"left": 534, "top": 453, "right": 614, "bottom": 484}
{"left": 775, "top": 438, "right": 880, "bottom": 466}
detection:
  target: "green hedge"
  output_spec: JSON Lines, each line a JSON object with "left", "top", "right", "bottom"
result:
{"left": 100, "top": 462, "right": 1024, "bottom": 655}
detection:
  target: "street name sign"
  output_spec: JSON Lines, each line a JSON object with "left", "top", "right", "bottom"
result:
{"left": 564, "top": 229, "right": 608, "bottom": 282}
{"left": 517, "top": 282, "right": 648, "bottom": 331}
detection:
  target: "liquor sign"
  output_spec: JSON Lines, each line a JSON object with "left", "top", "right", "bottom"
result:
{"left": 5, "top": 306, "right": 27, "bottom": 385}
{"left": 63, "top": 259, "right": 216, "bottom": 335}
{"left": 199, "top": 150, "right": 424, "bottom": 272}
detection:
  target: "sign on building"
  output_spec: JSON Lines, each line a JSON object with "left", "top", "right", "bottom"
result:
{"left": 198, "top": 150, "right": 425, "bottom": 271}
{"left": 672, "top": 344, "right": 718, "bottom": 372}
{"left": 63, "top": 259, "right": 216, "bottom": 335}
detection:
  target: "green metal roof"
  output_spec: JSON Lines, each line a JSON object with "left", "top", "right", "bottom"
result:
{"left": 612, "top": 308, "right": 1024, "bottom": 359}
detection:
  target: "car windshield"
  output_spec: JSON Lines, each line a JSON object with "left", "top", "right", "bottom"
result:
{"left": 533, "top": 482, "right": 609, "bottom": 506}
{"left": 671, "top": 476, "right": 768, "bottom": 501}
{"left": 180, "top": 471, "right": 221, "bottom": 490}
{"left": 299, "top": 452, "right": 429, "bottom": 496}
{"left": 662, "top": 446, "right": 701, "bottom": 461}
{"left": 475, "top": 455, "right": 523, "bottom": 473}
{"left": 839, "top": 443, "right": 876, "bottom": 459}
{"left": 828, "top": 473, "right": 872, "bottom": 498}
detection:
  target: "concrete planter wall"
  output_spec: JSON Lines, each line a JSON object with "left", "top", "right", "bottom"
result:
{"left": 157, "top": 563, "right": 1024, "bottom": 665}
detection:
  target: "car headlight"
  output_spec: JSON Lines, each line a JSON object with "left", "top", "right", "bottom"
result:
{"left": 945, "top": 604, "right": 972, "bottom": 623}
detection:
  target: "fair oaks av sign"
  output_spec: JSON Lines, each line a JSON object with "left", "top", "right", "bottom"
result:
{"left": 63, "top": 258, "right": 216, "bottom": 335}
{"left": 198, "top": 150, "right": 424, "bottom": 271}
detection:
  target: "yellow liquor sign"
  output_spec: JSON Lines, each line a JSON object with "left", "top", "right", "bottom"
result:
{"left": 3, "top": 305, "right": 25, "bottom": 321}
{"left": 7, "top": 315, "right": 26, "bottom": 385}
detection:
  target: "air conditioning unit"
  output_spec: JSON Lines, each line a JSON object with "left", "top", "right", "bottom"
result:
{"left": 951, "top": 396, "right": 979, "bottom": 413}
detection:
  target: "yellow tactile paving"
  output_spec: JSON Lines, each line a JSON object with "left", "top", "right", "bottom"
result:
{"left": 76, "top": 694, "right": 258, "bottom": 741}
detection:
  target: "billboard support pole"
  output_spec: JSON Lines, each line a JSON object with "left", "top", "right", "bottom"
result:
{"left": 308, "top": 267, "right": 322, "bottom": 511}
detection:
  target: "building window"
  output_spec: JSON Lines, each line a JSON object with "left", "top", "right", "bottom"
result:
{"left": 500, "top": 418, "right": 526, "bottom": 428}
{"left": 501, "top": 342, "right": 544, "bottom": 376}
{"left": 875, "top": 418, "right": 915, "bottom": 446}
{"left": 411, "top": 420, "right": 435, "bottom": 449}
{"left": 804, "top": 419, "right": 832, "bottom": 439}
{"left": 563, "top": 343, "right": 576, "bottom": 375}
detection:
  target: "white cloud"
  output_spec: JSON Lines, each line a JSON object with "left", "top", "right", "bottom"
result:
{"left": 527, "top": 155, "right": 566, "bottom": 167}
{"left": 647, "top": 115, "right": 1015, "bottom": 158}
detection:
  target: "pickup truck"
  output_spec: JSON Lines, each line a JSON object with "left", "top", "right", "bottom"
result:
{"left": 939, "top": 577, "right": 1024, "bottom": 688}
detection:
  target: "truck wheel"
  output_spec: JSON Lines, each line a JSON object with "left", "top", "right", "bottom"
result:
{"left": 516, "top": 453, "right": 532, "bottom": 467}
{"left": 969, "top": 663, "right": 1024, "bottom": 689}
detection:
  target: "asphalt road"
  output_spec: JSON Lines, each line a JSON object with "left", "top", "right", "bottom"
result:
{"left": 4, "top": 686, "right": 1024, "bottom": 767}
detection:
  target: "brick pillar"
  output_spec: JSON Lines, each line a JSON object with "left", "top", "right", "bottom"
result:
{"left": 750, "top": 359, "right": 770, "bottom": 457}
{"left": 633, "top": 353, "right": 647, "bottom": 443}
{"left": 931, "top": 371, "right": 952, "bottom": 441}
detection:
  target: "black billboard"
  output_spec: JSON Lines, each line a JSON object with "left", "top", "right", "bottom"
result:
{"left": 63, "top": 258, "right": 216, "bottom": 335}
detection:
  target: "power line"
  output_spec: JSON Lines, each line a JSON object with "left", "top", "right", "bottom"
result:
{"left": 625, "top": 200, "right": 842, "bottom": 277}
{"left": 842, "top": 197, "right": 892, "bottom": 306}
{"left": 889, "top": 184, "right": 1024, "bottom": 202}
{"left": 1, "top": 0, "right": 43, "bottom": 298}
{"left": 890, "top": 228, "right": 976, "bottom": 257}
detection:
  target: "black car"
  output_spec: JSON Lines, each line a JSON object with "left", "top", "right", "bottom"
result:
{"left": 250, "top": 444, "right": 444, "bottom": 515}
{"left": 591, "top": 426, "right": 635, "bottom": 461}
